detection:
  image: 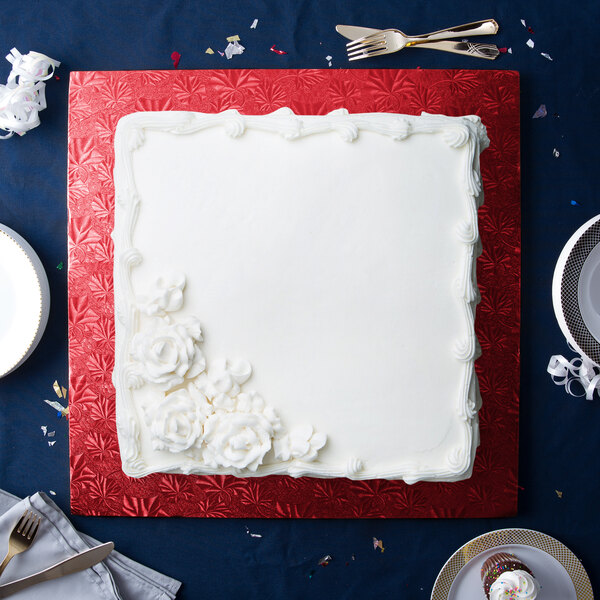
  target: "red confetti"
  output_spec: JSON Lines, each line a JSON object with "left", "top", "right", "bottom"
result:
{"left": 499, "top": 47, "right": 509, "bottom": 54}
{"left": 171, "top": 51, "right": 181, "bottom": 69}
{"left": 270, "top": 44, "right": 287, "bottom": 55}
{"left": 55, "top": 75, "right": 60, "bottom": 80}
{"left": 527, "top": 26, "right": 534, "bottom": 34}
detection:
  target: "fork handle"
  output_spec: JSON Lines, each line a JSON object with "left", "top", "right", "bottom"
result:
{"left": 406, "top": 19, "right": 499, "bottom": 42}
{"left": 415, "top": 40, "right": 500, "bottom": 60}
{"left": 0, "top": 552, "right": 14, "bottom": 577}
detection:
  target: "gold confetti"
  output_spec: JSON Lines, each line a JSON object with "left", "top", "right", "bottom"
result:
{"left": 61, "top": 386, "right": 67, "bottom": 399}
{"left": 373, "top": 537, "right": 385, "bottom": 552}
{"left": 205, "top": 48, "right": 214, "bottom": 54}
{"left": 226, "top": 35, "right": 240, "bottom": 42}
{"left": 53, "top": 380, "right": 62, "bottom": 398}
{"left": 555, "top": 490, "right": 563, "bottom": 498}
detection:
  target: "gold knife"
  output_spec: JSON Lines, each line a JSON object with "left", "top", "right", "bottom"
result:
{"left": 0, "top": 542, "right": 114, "bottom": 598}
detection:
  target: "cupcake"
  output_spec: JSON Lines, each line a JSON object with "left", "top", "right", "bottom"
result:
{"left": 481, "top": 552, "right": 540, "bottom": 599}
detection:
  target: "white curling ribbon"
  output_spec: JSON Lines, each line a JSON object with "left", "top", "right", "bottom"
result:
{"left": 0, "top": 48, "right": 60, "bottom": 138}
{"left": 548, "top": 353, "right": 600, "bottom": 400}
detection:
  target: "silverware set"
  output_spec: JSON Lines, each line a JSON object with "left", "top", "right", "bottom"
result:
{"left": 0, "top": 510, "right": 113, "bottom": 598}
{"left": 337, "top": 19, "right": 500, "bottom": 61}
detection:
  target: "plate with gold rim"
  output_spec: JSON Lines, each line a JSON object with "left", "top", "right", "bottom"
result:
{"left": 431, "top": 528, "right": 593, "bottom": 599}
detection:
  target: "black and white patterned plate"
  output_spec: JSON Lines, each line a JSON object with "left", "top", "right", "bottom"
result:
{"left": 552, "top": 215, "right": 600, "bottom": 367}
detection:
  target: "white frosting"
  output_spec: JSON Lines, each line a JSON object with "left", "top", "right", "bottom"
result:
{"left": 128, "top": 316, "right": 205, "bottom": 391}
{"left": 147, "top": 384, "right": 210, "bottom": 453}
{"left": 489, "top": 570, "right": 539, "bottom": 600}
{"left": 112, "top": 108, "right": 488, "bottom": 481}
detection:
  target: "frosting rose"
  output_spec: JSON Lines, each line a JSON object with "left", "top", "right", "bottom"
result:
{"left": 148, "top": 385, "right": 211, "bottom": 453}
{"left": 202, "top": 411, "right": 274, "bottom": 471}
{"left": 130, "top": 317, "right": 205, "bottom": 391}
{"left": 194, "top": 358, "right": 252, "bottom": 400}
{"left": 489, "top": 570, "right": 539, "bottom": 600}
{"left": 273, "top": 424, "right": 326, "bottom": 462}
{"left": 145, "top": 273, "right": 186, "bottom": 316}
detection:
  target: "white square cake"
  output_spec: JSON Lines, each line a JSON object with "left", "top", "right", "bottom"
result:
{"left": 112, "top": 108, "right": 488, "bottom": 483}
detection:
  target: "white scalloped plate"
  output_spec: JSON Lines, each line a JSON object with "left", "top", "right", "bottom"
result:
{"left": 431, "top": 529, "right": 593, "bottom": 600}
{"left": 0, "top": 224, "right": 50, "bottom": 377}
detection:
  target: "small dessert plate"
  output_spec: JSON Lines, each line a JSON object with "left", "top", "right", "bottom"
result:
{"left": 431, "top": 528, "right": 593, "bottom": 599}
{"left": 0, "top": 224, "right": 50, "bottom": 377}
{"left": 552, "top": 214, "right": 600, "bottom": 366}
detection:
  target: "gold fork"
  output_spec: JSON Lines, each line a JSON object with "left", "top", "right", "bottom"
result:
{"left": 0, "top": 511, "right": 41, "bottom": 577}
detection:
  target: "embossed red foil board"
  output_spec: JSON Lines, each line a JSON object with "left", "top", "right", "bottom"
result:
{"left": 68, "top": 69, "right": 520, "bottom": 518}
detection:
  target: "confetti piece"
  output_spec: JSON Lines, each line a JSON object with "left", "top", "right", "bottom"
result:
{"left": 270, "top": 44, "right": 287, "bottom": 55}
{"left": 218, "top": 51, "right": 224, "bottom": 57}
{"left": 499, "top": 47, "right": 509, "bottom": 54}
{"left": 541, "top": 52, "right": 553, "bottom": 61}
{"left": 373, "top": 537, "right": 385, "bottom": 552}
{"left": 225, "top": 40, "right": 245, "bottom": 60}
{"left": 553, "top": 148, "right": 560, "bottom": 158}
{"left": 48, "top": 441, "right": 56, "bottom": 447}
{"left": 325, "top": 54, "right": 332, "bottom": 67}
{"left": 61, "top": 386, "right": 67, "bottom": 398}
{"left": 527, "top": 26, "right": 535, "bottom": 34}
{"left": 44, "top": 399, "right": 69, "bottom": 417}
{"left": 245, "top": 526, "right": 263, "bottom": 538}
{"left": 48, "top": 430, "right": 55, "bottom": 437}
{"left": 526, "top": 39, "right": 534, "bottom": 48}
{"left": 508, "top": 48, "right": 513, "bottom": 54}
{"left": 308, "top": 569, "right": 316, "bottom": 579}
{"left": 251, "top": 19, "right": 258, "bottom": 29}
{"left": 41, "top": 425, "right": 47, "bottom": 436}
{"left": 571, "top": 200, "right": 580, "bottom": 206}
{"left": 226, "top": 35, "right": 240, "bottom": 42}
{"left": 49, "top": 490, "right": 56, "bottom": 495}
{"left": 532, "top": 104, "right": 547, "bottom": 119}
{"left": 520, "top": 19, "right": 527, "bottom": 27}
{"left": 318, "top": 555, "right": 332, "bottom": 566}
{"left": 555, "top": 490, "right": 563, "bottom": 498}
{"left": 53, "top": 380, "right": 63, "bottom": 398}
{"left": 56, "top": 261, "right": 63, "bottom": 270}
{"left": 205, "top": 48, "right": 214, "bottom": 54}
{"left": 171, "top": 51, "right": 181, "bottom": 69}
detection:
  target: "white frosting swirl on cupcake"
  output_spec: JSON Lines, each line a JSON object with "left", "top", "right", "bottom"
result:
{"left": 489, "top": 569, "right": 539, "bottom": 600}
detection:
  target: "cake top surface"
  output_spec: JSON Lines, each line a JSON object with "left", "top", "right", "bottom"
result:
{"left": 112, "top": 108, "right": 487, "bottom": 482}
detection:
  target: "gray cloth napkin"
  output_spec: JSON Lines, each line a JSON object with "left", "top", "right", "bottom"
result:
{"left": 0, "top": 490, "right": 180, "bottom": 599}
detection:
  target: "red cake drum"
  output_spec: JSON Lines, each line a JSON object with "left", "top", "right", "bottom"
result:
{"left": 68, "top": 68, "right": 520, "bottom": 518}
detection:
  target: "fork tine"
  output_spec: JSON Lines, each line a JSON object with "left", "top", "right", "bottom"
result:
{"left": 21, "top": 512, "right": 37, "bottom": 537}
{"left": 347, "top": 42, "right": 386, "bottom": 58}
{"left": 15, "top": 510, "right": 30, "bottom": 533}
{"left": 348, "top": 48, "right": 392, "bottom": 62}
{"left": 346, "top": 33, "right": 386, "bottom": 50}
{"left": 27, "top": 517, "right": 41, "bottom": 540}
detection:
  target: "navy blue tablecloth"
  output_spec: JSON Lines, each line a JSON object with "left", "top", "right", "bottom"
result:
{"left": 0, "top": 1, "right": 599, "bottom": 598}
